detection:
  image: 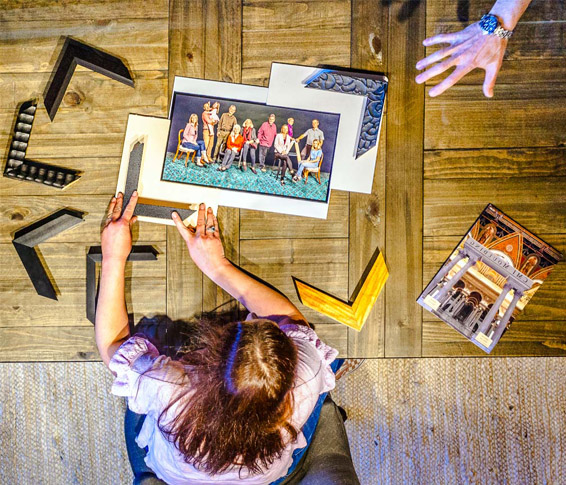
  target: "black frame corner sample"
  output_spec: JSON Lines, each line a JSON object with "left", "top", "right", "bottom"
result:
{"left": 123, "top": 141, "right": 196, "bottom": 222}
{"left": 44, "top": 37, "right": 134, "bottom": 121}
{"left": 86, "top": 245, "right": 159, "bottom": 324}
{"left": 3, "top": 99, "right": 82, "bottom": 189}
{"left": 13, "top": 208, "right": 85, "bottom": 300}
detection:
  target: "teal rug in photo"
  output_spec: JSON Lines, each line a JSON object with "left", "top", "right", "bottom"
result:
{"left": 162, "top": 153, "right": 330, "bottom": 202}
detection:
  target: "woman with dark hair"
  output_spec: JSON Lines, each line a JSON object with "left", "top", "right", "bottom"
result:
{"left": 96, "top": 193, "right": 359, "bottom": 484}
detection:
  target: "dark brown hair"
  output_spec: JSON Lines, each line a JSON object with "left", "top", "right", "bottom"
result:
{"left": 158, "top": 318, "right": 298, "bottom": 475}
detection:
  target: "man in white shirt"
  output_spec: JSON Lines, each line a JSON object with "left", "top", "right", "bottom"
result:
{"left": 296, "top": 119, "right": 324, "bottom": 160}
{"left": 274, "top": 124, "right": 295, "bottom": 185}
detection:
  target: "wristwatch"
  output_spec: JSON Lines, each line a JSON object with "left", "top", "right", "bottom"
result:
{"left": 479, "top": 14, "right": 514, "bottom": 39}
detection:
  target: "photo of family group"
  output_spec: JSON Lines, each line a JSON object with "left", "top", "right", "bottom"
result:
{"left": 161, "top": 92, "right": 340, "bottom": 203}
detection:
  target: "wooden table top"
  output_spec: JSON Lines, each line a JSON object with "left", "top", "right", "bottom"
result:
{"left": 0, "top": 0, "right": 564, "bottom": 361}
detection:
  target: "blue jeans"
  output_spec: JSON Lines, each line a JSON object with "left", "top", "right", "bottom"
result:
{"left": 181, "top": 140, "right": 206, "bottom": 158}
{"left": 296, "top": 161, "right": 319, "bottom": 179}
{"left": 124, "top": 359, "right": 354, "bottom": 484}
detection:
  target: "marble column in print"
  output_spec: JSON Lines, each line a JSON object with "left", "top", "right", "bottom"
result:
{"left": 475, "top": 282, "right": 513, "bottom": 337}
{"left": 435, "top": 254, "right": 479, "bottom": 304}
{"left": 428, "top": 250, "right": 467, "bottom": 298}
{"left": 486, "top": 289, "right": 523, "bottom": 348}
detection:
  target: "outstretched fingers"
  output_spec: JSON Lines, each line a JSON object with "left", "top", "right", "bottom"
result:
{"left": 112, "top": 193, "right": 124, "bottom": 221}
{"left": 428, "top": 64, "right": 473, "bottom": 97}
{"left": 422, "top": 31, "right": 460, "bottom": 47}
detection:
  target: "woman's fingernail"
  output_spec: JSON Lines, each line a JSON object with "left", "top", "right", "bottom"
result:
{"left": 133, "top": 190, "right": 138, "bottom": 196}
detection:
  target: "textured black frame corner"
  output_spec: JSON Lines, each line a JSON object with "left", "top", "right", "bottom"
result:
{"left": 44, "top": 37, "right": 134, "bottom": 121}
{"left": 124, "top": 141, "right": 196, "bottom": 222}
{"left": 86, "top": 245, "right": 159, "bottom": 324}
{"left": 3, "top": 99, "right": 82, "bottom": 188}
{"left": 12, "top": 208, "right": 85, "bottom": 300}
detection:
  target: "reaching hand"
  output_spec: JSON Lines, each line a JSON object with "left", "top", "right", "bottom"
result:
{"left": 101, "top": 192, "right": 138, "bottom": 263}
{"left": 172, "top": 204, "right": 228, "bottom": 278}
{"left": 416, "top": 22, "right": 507, "bottom": 97}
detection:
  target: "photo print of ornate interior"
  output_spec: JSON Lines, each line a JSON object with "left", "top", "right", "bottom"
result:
{"left": 418, "top": 204, "right": 563, "bottom": 353}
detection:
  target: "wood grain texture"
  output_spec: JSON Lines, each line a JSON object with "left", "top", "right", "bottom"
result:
{"left": 424, "top": 147, "right": 566, "bottom": 180}
{"left": 425, "top": 84, "right": 566, "bottom": 150}
{"left": 423, "top": 177, "right": 566, "bottom": 237}
{"left": 348, "top": 0, "right": 387, "bottom": 357}
{"left": 0, "top": 327, "right": 99, "bottom": 361}
{"left": 240, "top": 191, "right": 349, "bottom": 239}
{"left": 0, "top": 277, "right": 166, "bottom": 328}
{"left": 0, "top": 19, "right": 168, "bottom": 74}
{"left": 242, "top": 1, "right": 350, "bottom": 86}
{"left": 422, "top": 235, "right": 566, "bottom": 322}
{"left": 384, "top": 0, "right": 425, "bottom": 357}
{"left": 422, "top": 320, "right": 566, "bottom": 357}
{"left": 0, "top": 0, "right": 168, "bottom": 22}
{"left": 1, "top": 196, "right": 165, "bottom": 244}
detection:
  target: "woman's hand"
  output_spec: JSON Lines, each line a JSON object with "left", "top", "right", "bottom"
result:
{"left": 101, "top": 192, "right": 138, "bottom": 264}
{"left": 172, "top": 204, "right": 229, "bottom": 279}
{"left": 415, "top": 22, "right": 507, "bottom": 97}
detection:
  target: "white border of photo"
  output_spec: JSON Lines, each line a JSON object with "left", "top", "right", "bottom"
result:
{"left": 169, "top": 76, "right": 330, "bottom": 219}
{"left": 266, "top": 63, "right": 382, "bottom": 194}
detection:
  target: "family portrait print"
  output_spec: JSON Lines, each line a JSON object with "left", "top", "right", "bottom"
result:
{"left": 162, "top": 92, "right": 340, "bottom": 204}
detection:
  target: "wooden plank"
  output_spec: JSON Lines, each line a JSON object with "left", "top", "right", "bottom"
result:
{"left": 384, "top": 0, "right": 425, "bottom": 357}
{"left": 240, "top": 191, "right": 349, "bottom": 239}
{"left": 426, "top": 0, "right": 565, "bottom": 24}
{"left": 243, "top": 1, "right": 350, "bottom": 32}
{"left": 348, "top": 0, "right": 387, "bottom": 357}
{"left": 0, "top": 19, "right": 168, "bottom": 74}
{"left": 312, "top": 323, "right": 348, "bottom": 356}
{"left": 240, "top": 238, "right": 350, "bottom": 328}
{"left": 167, "top": 0, "right": 205, "bottom": 321}
{"left": 424, "top": 147, "right": 566, "bottom": 180}
{"left": 0, "top": 326, "right": 99, "bottom": 362}
{"left": 423, "top": 177, "right": 566, "bottom": 236}
{"left": 1, "top": 195, "right": 165, "bottom": 243}
{"left": 0, "top": 278, "right": 166, "bottom": 328}
{"left": 422, "top": 320, "right": 566, "bottom": 357}
{"left": 0, "top": 70, "right": 167, "bottom": 110}
{"left": 424, "top": 84, "right": 566, "bottom": 150}
{"left": 423, "top": 235, "right": 566, "bottom": 321}
{"left": 241, "top": 29, "right": 350, "bottom": 86}
{"left": 0, "top": 0, "right": 169, "bottom": 22}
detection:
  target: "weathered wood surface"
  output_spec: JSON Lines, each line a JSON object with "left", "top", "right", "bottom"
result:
{"left": 424, "top": 177, "right": 566, "bottom": 237}
{"left": 240, "top": 191, "right": 349, "bottom": 239}
{"left": 384, "top": 0, "right": 425, "bottom": 357}
{"left": 348, "top": 0, "right": 388, "bottom": 357}
{"left": 0, "top": 327, "right": 99, "bottom": 362}
{"left": 241, "top": 0, "right": 351, "bottom": 86}
{"left": 424, "top": 147, "right": 566, "bottom": 179}
{"left": 425, "top": 84, "right": 566, "bottom": 150}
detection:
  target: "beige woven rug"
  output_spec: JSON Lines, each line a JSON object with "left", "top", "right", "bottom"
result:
{"left": 1, "top": 358, "right": 564, "bottom": 484}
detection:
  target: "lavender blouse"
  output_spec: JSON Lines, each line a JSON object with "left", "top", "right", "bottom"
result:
{"left": 109, "top": 317, "right": 338, "bottom": 484}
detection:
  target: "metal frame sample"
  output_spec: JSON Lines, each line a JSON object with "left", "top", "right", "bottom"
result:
{"left": 3, "top": 99, "right": 81, "bottom": 188}
{"left": 124, "top": 141, "right": 196, "bottom": 222}
{"left": 44, "top": 37, "right": 134, "bottom": 121}
{"left": 86, "top": 245, "right": 159, "bottom": 324}
{"left": 12, "top": 208, "right": 85, "bottom": 300}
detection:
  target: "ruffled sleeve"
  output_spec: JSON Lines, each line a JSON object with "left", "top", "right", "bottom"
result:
{"left": 109, "top": 335, "right": 181, "bottom": 415}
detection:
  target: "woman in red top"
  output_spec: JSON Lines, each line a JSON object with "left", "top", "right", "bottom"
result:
{"left": 219, "top": 124, "right": 244, "bottom": 171}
